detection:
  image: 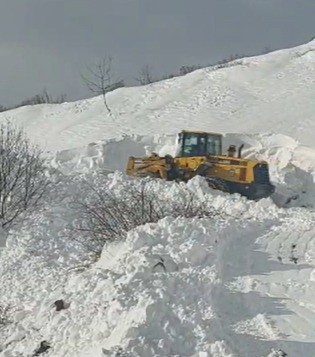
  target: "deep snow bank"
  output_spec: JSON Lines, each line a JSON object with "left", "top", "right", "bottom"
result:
{"left": 52, "top": 131, "right": 315, "bottom": 208}
{"left": 0, "top": 173, "right": 314, "bottom": 357}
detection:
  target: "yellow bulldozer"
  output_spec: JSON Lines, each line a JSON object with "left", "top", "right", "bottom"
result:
{"left": 126, "top": 130, "right": 275, "bottom": 200}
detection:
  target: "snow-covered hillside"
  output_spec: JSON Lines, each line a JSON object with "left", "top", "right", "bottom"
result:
{"left": 1, "top": 40, "right": 315, "bottom": 357}
{"left": 1, "top": 40, "right": 315, "bottom": 152}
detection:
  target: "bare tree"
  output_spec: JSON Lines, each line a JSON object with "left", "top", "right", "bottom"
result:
{"left": 135, "top": 64, "right": 155, "bottom": 85}
{"left": 81, "top": 57, "right": 120, "bottom": 113}
{"left": 0, "top": 122, "right": 50, "bottom": 229}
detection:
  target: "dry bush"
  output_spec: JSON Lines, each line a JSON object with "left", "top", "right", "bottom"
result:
{"left": 0, "top": 122, "right": 50, "bottom": 228}
{"left": 71, "top": 180, "right": 221, "bottom": 254}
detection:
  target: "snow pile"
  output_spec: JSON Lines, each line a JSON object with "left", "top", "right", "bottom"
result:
{"left": 231, "top": 133, "right": 315, "bottom": 207}
{"left": 1, "top": 173, "right": 315, "bottom": 356}
{"left": 232, "top": 313, "right": 281, "bottom": 340}
{"left": 49, "top": 131, "right": 315, "bottom": 208}
{"left": 1, "top": 40, "right": 315, "bottom": 357}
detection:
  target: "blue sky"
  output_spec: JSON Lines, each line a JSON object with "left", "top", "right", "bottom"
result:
{"left": 1, "top": 0, "right": 314, "bottom": 105}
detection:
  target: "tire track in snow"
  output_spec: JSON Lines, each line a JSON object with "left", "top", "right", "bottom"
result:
{"left": 208, "top": 219, "right": 315, "bottom": 357}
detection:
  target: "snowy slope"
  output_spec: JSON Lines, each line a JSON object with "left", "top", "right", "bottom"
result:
{"left": 1, "top": 174, "right": 314, "bottom": 357}
{"left": 1, "top": 39, "right": 315, "bottom": 204}
{"left": 1, "top": 40, "right": 315, "bottom": 357}
{"left": 0, "top": 40, "right": 315, "bottom": 152}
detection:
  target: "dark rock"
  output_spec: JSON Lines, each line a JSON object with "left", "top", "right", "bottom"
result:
{"left": 32, "top": 341, "right": 51, "bottom": 356}
{"left": 54, "top": 299, "right": 67, "bottom": 311}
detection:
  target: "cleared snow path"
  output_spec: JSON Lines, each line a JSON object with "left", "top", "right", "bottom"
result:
{"left": 214, "top": 212, "right": 315, "bottom": 357}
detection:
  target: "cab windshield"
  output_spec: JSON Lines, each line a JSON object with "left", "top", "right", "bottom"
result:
{"left": 176, "top": 132, "right": 222, "bottom": 157}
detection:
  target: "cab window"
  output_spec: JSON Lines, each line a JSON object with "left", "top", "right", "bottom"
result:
{"left": 207, "top": 135, "right": 222, "bottom": 155}
{"left": 176, "top": 132, "right": 222, "bottom": 157}
{"left": 182, "top": 134, "right": 199, "bottom": 156}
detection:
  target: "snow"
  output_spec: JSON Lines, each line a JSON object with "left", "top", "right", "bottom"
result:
{"left": 1, "top": 40, "right": 315, "bottom": 356}
{"left": 1, "top": 40, "right": 315, "bottom": 152}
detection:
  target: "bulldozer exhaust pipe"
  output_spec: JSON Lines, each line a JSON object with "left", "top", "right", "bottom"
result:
{"left": 238, "top": 144, "right": 244, "bottom": 158}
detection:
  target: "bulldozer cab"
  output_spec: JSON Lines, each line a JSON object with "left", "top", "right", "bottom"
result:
{"left": 175, "top": 131, "right": 222, "bottom": 157}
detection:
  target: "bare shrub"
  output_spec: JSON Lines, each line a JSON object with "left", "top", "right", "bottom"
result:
{"left": 0, "top": 122, "right": 50, "bottom": 228}
{"left": 71, "top": 180, "right": 221, "bottom": 254}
